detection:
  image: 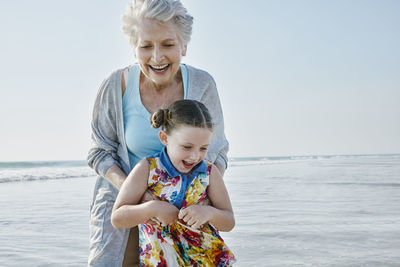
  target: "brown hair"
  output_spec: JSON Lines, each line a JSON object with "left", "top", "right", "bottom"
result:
{"left": 150, "top": 100, "right": 213, "bottom": 134}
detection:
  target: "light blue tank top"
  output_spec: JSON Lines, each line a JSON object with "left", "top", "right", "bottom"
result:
{"left": 122, "top": 64, "right": 188, "bottom": 169}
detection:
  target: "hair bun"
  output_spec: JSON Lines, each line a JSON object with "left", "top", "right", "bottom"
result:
{"left": 162, "top": 109, "right": 169, "bottom": 125}
{"left": 150, "top": 108, "right": 169, "bottom": 128}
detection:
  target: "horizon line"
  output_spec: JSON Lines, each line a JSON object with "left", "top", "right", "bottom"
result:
{"left": 0, "top": 152, "right": 399, "bottom": 164}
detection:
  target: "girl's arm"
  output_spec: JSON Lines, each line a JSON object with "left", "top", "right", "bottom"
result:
{"left": 179, "top": 164, "right": 235, "bottom": 232}
{"left": 111, "top": 159, "right": 179, "bottom": 229}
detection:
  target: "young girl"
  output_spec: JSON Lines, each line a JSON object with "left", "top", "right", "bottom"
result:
{"left": 111, "top": 100, "right": 236, "bottom": 266}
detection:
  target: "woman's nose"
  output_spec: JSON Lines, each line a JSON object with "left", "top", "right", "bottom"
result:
{"left": 152, "top": 47, "right": 164, "bottom": 62}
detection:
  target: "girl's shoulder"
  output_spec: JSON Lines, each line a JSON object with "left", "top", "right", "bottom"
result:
{"left": 145, "top": 156, "right": 160, "bottom": 171}
{"left": 132, "top": 158, "right": 150, "bottom": 173}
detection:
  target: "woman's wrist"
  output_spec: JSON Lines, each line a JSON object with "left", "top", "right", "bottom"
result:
{"left": 104, "top": 164, "right": 127, "bottom": 189}
{"left": 214, "top": 163, "right": 225, "bottom": 177}
{"left": 146, "top": 200, "right": 162, "bottom": 218}
{"left": 207, "top": 207, "right": 234, "bottom": 232}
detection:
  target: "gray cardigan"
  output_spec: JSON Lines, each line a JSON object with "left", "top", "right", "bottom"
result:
{"left": 86, "top": 64, "right": 229, "bottom": 265}
{"left": 87, "top": 64, "right": 229, "bottom": 192}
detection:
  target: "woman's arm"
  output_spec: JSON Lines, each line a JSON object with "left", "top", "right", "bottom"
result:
{"left": 214, "top": 163, "right": 225, "bottom": 177}
{"left": 87, "top": 70, "right": 126, "bottom": 181}
{"left": 111, "top": 159, "right": 179, "bottom": 229}
{"left": 200, "top": 73, "right": 229, "bottom": 171}
{"left": 104, "top": 164, "right": 127, "bottom": 190}
{"left": 178, "top": 164, "right": 235, "bottom": 231}
{"left": 88, "top": 69, "right": 135, "bottom": 190}
{"left": 186, "top": 66, "right": 229, "bottom": 172}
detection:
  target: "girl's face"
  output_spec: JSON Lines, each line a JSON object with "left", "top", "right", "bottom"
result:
{"left": 159, "top": 126, "right": 213, "bottom": 174}
{"left": 134, "top": 18, "right": 187, "bottom": 87}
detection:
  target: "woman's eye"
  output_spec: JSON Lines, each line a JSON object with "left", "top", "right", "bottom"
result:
{"left": 140, "top": 45, "right": 152, "bottom": 49}
{"left": 200, "top": 147, "right": 208, "bottom": 151}
{"left": 164, "top": 44, "right": 174, "bottom": 47}
{"left": 183, "top": 146, "right": 191, "bottom": 150}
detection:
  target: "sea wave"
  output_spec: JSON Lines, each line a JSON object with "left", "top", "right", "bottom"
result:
{"left": 228, "top": 154, "right": 400, "bottom": 167}
{"left": 0, "top": 160, "right": 87, "bottom": 169}
{"left": 0, "top": 154, "right": 399, "bottom": 183}
{"left": 0, "top": 166, "right": 96, "bottom": 183}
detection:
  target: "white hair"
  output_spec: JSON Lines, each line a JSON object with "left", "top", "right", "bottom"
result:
{"left": 121, "top": 0, "right": 193, "bottom": 47}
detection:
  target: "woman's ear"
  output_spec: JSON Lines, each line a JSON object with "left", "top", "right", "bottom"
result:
{"left": 158, "top": 130, "right": 168, "bottom": 146}
{"left": 133, "top": 45, "right": 137, "bottom": 59}
{"left": 182, "top": 45, "right": 187, "bottom": 56}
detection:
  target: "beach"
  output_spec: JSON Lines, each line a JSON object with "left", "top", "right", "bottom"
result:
{"left": 1, "top": 155, "right": 400, "bottom": 266}
{"left": 0, "top": 177, "right": 93, "bottom": 266}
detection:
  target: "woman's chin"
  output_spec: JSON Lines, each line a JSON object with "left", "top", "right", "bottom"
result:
{"left": 147, "top": 64, "right": 181, "bottom": 85}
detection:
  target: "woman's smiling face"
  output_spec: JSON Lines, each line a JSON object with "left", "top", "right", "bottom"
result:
{"left": 134, "top": 19, "right": 187, "bottom": 87}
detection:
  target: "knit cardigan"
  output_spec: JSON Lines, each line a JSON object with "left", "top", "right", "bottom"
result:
{"left": 87, "top": 64, "right": 229, "bottom": 195}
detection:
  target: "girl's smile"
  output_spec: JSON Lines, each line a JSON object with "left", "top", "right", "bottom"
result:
{"left": 159, "top": 126, "right": 213, "bottom": 174}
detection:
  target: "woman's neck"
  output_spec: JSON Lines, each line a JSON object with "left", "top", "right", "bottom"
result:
{"left": 141, "top": 69, "right": 182, "bottom": 93}
{"left": 139, "top": 71, "right": 184, "bottom": 113}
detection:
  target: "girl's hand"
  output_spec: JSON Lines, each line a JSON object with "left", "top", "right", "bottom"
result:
{"left": 178, "top": 205, "right": 211, "bottom": 229}
{"left": 154, "top": 201, "right": 179, "bottom": 226}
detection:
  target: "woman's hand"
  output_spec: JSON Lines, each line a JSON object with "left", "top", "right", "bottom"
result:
{"left": 178, "top": 205, "right": 211, "bottom": 229}
{"left": 197, "top": 197, "right": 210, "bottom": 206}
{"left": 140, "top": 190, "right": 158, "bottom": 203}
{"left": 153, "top": 201, "right": 179, "bottom": 227}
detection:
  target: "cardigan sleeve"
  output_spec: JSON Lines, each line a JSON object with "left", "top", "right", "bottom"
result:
{"left": 87, "top": 70, "right": 123, "bottom": 177}
{"left": 198, "top": 73, "right": 229, "bottom": 170}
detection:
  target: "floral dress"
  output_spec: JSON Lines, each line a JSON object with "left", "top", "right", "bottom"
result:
{"left": 139, "top": 148, "right": 235, "bottom": 266}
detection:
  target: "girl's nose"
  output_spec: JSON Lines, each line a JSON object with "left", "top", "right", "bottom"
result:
{"left": 189, "top": 151, "right": 200, "bottom": 162}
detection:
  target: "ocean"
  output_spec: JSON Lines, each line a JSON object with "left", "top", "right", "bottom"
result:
{"left": 0, "top": 154, "right": 399, "bottom": 266}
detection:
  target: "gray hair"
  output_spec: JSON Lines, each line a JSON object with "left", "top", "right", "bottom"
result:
{"left": 121, "top": 0, "right": 193, "bottom": 47}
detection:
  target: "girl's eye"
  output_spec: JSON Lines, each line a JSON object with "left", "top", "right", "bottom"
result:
{"left": 140, "top": 45, "right": 152, "bottom": 49}
{"left": 164, "top": 44, "right": 174, "bottom": 47}
{"left": 183, "top": 146, "right": 192, "bottom": 150}
{"left": 200, "top": 147, "right": 208, "bottom": 151}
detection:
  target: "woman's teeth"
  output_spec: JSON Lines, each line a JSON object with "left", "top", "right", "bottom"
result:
{"left": 150, "top": 64, "right": 169, "bottom": 71}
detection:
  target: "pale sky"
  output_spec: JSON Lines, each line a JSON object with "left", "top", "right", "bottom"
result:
{"left": 0, "top": 0, "right": 399, "bottom": 161}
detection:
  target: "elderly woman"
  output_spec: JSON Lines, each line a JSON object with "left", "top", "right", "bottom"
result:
{"left": 87, "top": 0, "right": 229, "bottom": 266}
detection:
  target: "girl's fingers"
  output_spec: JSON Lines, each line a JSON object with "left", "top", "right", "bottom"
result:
{"left": 178, "top": 208, "right": 187, "bottom": 220}
{"left": 182, "top": 214, "right": 190, "bottom": 223}
{"left": 187, "top": 218, "right": 196, "bottom": 226}
{"left": 191, "top": 221, "right": 201, "bottom": 229}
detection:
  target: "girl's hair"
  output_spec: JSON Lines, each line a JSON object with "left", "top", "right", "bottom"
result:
{"left": 150, "top": 100, "right": 213, "bottom": 134}
{"left": 121, "top": 0, "right": 193, "bottom": 47}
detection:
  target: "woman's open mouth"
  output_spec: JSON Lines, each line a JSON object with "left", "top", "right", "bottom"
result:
{"left": 149, "top": 64, "right": 170, "bottom": 73}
